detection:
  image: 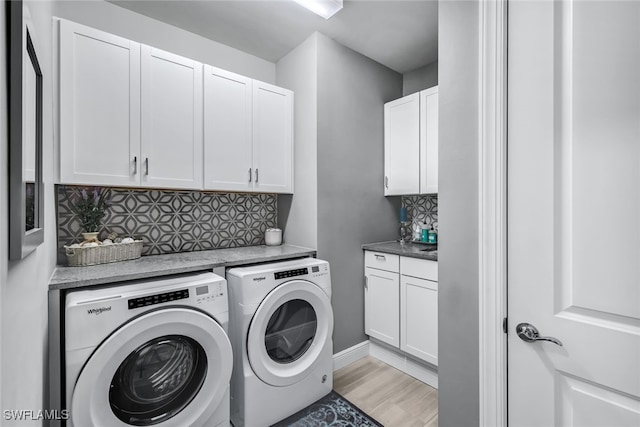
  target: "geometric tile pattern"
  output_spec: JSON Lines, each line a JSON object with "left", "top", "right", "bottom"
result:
{"left": 402, "top": 194, "right": 438, "bottom": 233}
{"left": 56, "top": 185, "right": 277, "bottom": 264}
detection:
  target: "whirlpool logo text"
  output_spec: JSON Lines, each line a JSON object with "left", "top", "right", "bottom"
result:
{"left": 87, "top": 306, "right": 112, "bottom": 315}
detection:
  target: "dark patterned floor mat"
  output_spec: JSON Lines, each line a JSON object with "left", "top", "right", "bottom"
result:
{"left": 271, "top": 390, "right": 384, "bottom": 427}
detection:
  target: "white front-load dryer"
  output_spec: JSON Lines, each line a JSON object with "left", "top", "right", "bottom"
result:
{"left": 227, "top": 258, "right": 334, "bottom": 427}
{"left": 64, "top": 272, "right": 233, "bottom": 427}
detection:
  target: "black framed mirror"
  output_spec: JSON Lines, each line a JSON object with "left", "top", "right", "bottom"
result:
{"left": 9, "top": 1, "right": 44, "bottom": 259}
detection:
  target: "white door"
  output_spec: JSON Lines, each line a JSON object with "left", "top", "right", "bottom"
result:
{"left": 364, "top": 267, "right": 400, "bottom": 347}
{"left": 419, "top": 87, "right": 438, "bottom": 195}
{"left": 59, "top": 19, "right": 140, "bottom": 186}
{"left": 508, "top": 1, "right": 640, "bottom": 426}
{"left": 384, "top": 93, "right": 420, "bottom": 195}
{"left": 141, "top": 46, "right": 203, "bottom": 190}
{"left": 203, "top": 66, "right": 253, "bottom": 192}
{"left": 252, "top": 81, "right": 294, "bottom": 194}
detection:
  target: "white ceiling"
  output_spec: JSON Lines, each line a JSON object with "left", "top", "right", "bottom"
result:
{"left": 110, "top": 0, "right": 438, "bottom": 74}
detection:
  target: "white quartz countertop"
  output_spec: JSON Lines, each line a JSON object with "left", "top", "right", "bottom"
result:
{"left": 49, "top": 244, "right": 316, "bottom": 290}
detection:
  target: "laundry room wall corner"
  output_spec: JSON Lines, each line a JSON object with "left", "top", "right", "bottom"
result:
{"left": 1, "top": 0, "right": 58, "bottom": 418}
{"left": 316, "top": 33, "right": 402, "bottom": 353}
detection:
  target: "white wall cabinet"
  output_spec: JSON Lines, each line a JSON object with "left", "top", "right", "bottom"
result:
{"left": 59, "top": 19, "right": 141, "bottom": 187}
{"left": 364, "top": 251, "right": 438, "bottom": 366}
{"left": 203, "top": 66, "right": 253, "bottom": 192}
{"left": 141, "top": 46, "right": 203, "bottom": 189}
{"left": 383, "top": 86, "right": 439, "bottom": 195}
{"left": 59, "top": 19, "right": 294, "bottom": 194}
{"left": 252, "top": 81, "right": 294, "bottom": 193}
{"left": 384, "top": 93, "right": 420, "bottom": 195}
{"left": 203, "top": 75, "right": 293, "bottom": 193}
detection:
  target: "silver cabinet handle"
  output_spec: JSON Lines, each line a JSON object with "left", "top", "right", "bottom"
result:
{"left": 374, "top": 254, "right": 386, "bottom": 261}
{"left": 516, "top": 323, "right": 563, "bottom": 346}
{"left": 145, "top": 158, "right": 149, "bottom": 176}
{"left": 249, "top": 168, "right": 252, "bottom": 182}
{"left": 133, "top": 156, "right": 137, "bottom": 175}
{"left": 255, "top": 168, "right": 259, "bottom": 183}
{"left": 385, "top": 176, "right": 389, "bottom": 189}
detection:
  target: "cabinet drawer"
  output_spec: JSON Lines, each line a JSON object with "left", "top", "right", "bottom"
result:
{"left": 365, "top": 251, "right": 399, "bottom": 273}
{"left": 401, "top": 256, "right": 438, "bottom": 281}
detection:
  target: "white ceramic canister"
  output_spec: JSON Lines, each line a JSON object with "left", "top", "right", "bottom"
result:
{"left": 265, "top": 228, "right": 283, "bottom": 246}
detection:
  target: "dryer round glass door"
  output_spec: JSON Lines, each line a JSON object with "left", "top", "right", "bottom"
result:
{"left": 247, "top": 280, "right": 333, "bottom": 387}
{"left": 71, "top": 308, "right": 232, "bottom": 427}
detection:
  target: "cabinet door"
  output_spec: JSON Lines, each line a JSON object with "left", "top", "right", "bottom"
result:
{"left": 420, "top": 86, "right": 439, "bottom": 194}
{"left": 400, "top": 275, "right": 438, "bottom": 365}
{"left": 203, "top": 66, "right": 253, "bottom": 191}
{"left": 252, "top": 81, "right": 293, "bottom": 194}
{"left": 59, "top": 19, "right": 140, "bottom": 186}
{"left": 141, "top": 46, "right": 203, "bottom": 189}
{"left": 365, "top": 267, "right": 400, "bottom": 348}
{"left": 384, "top": 93, "right": 420, "bottom": 195}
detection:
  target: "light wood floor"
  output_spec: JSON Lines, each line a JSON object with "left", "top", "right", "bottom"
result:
{"left": 334, "top": 356, "right": 438, "bottom": 427}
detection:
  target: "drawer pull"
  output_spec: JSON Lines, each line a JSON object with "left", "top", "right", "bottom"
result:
{"left": 374, "top": 254, "right": 386, "bottom": 261}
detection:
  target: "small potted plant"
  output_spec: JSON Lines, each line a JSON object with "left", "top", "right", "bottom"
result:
{"left": 70, "top": 187, "right": 111, "bottom": 242}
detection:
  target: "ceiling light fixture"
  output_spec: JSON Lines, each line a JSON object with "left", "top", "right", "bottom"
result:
{"left": 293, "top": 0, "right": 343, "bottom": 20}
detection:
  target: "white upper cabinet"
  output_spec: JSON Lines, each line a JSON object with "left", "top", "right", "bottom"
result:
{"left": 419, "top": 87, "right": 439, "bottom": 194}
{"left": 203, "top": 77, "right": 293, "bottom": 193}
{"left": 383, "top": 86, "right": 439, "bottom": 195}
{"left": 384, "top": 93, "right": 420, "bottom": 195}
{"left": 252, "top": 82, "right": 294, "bottom": 194}
{"left": 59, "top": 19, "right": 140, "bottom": 187}
{"left": 59, "top": 19, "right": 294, "bottom": 194}
{"left": 203, "top": 66, "right": 253, "bottom": 192}
{"left": 141, "top": 46, "right": 203, "bottom": 189}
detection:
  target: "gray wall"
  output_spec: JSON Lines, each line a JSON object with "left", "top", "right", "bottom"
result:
{"left": 276, "top": 34, "right": 319, "bottom": 249}
{"left": 2, "top": 0, "right": 59, "bottom": 415}
{"left": 316, "top": 33, "right": 402, "bottom": 353}
{"left": 403, "top": 61, "right": 439, "bottom": 96}
{"left": 438, "top": 1, "right": 480, "bottom": 426}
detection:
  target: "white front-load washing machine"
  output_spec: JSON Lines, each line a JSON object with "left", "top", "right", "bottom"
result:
{"left": 226, "top": 258, "right": 334, "bottom": 427}
{"left": 64, "top": 272, "right": 233, "bottom": 427}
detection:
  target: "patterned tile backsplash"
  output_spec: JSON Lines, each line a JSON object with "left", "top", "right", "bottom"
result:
{"left": 56, "top": 186, "right": 277, "bottom": 264}
{"left": 402, "top": 194, "right": 438, "bottom": 232}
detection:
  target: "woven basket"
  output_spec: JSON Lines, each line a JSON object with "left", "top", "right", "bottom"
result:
{"left": 65, "top": 240, "right": 143, "bottom": 267}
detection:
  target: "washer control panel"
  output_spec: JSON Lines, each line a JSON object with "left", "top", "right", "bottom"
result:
{"left": 128, "top": 289, "right": 189, "bottom": 309}
{"left": 196, "top": 281, "right": 225, "bottom": 304}
{"left": 310, "top": 263, "right": 330, "bottom": 278}
{"left": 274, "top": 268, "right": 309, "bottom": 280}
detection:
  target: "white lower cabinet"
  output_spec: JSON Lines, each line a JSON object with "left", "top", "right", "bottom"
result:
{"left": 364, "top": 251, "right": 438, "bottom": 366}
{"left": 400, "top": 274, "right": 438, "bottom": 365}
{"left": 364, "top": 267, "right": 400, "bottom": 347}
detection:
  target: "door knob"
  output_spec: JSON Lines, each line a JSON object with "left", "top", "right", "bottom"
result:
{"left": 516, "top": 322, "right": 563, "bottom": 346}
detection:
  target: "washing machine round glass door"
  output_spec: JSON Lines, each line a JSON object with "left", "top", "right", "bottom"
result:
{"left": 247, "top": 279, "right": 333, "bottom": 386}
{"left": 71, "top": 308, "right": 232, "bottom": 426}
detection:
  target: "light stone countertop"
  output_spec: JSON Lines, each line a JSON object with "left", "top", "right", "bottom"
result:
{"left": 362, "top": 241, "right": 438, "bottom": 261}
{"left": 50, "top": 244, "right": 316, "bottom": 290}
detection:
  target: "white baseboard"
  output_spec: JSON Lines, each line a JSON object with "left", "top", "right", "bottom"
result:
{"left": 332, "top": 341, "right": 370, "bottom": 371}
{"left": 369, "top": 340, "right": 438, "bottom": 389}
